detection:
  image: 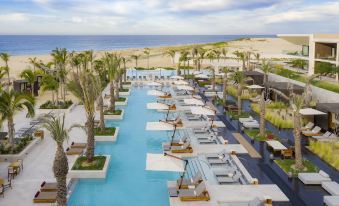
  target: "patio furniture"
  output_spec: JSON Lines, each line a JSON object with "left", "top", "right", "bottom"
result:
{"left": 205, "top": 150, "right": 228, "bottom": 159}
{"left": 171, "top": 142, "right": 193, "bottom": 153}
{"left": 40, "top": 181, "right": 57, "bottom": 192}
{"left": 65, "top": 147, "right": 84, "bottom": 155}
{"left": 33, "top": 191, "right": 57, "bottom": 203}
{"left": 216, "top": 171, "right": 242, "bottom": 184}
{"left": 302, "top": 126, "right": 321, "bottom": 136}
{"left": 242, "top": 120, "right": 259, "bottom": 129}
{"left": 239, "top": 116, "right": 254, "bottom": 124}
{"left": 298, "top": 170, "right": 331, "bottom": 185}
{"left": 213, "top": 167, "right": 238, "bottom": 177}
{"left": 176, "top": 172, "right": 203, "bottom": 188}
{"left": 324, "top": 196, "right": 339, "bottom": 206}
{"left": 177, "top": 182, "right": 210, "bottom": 201}
{"left": 71, "top": 142, "right": 87, "bottom": 148}
{"left": 302, "top": 122, "right": 314, "bottom": 131}
{"left": 312, "top": 131, "right": 332, "bottom": 140}
{"left": 249, "top": 95, "right": 260, "bottom": 103}
{"left": 281, "top": 148, "right": 293, "bottom": 159}
{"left": 266, "top": 140, "right": 287, "bottom": 154}
{"left": 322, "top": 181, "right": 339, "bottom": 196}
{"left": 207, "top": 155, "right": 231, "bottom": 166}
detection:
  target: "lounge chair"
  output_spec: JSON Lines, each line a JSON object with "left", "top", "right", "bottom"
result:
{"left": 220, "top": 198, "right": 265, "bottom": 206}
{"left": 65, "top": 147, "right": 84, "bottom": 155}
{"left": 242, "top": 120, "right": 259, "bottom": 129}
{"left": 324, "top": 196, "right": 339, "bottom": 206}
{"left": 312, "top": 131, "right": 332, "bottom": 140}
{"left": 239, "top": 116, "right": 254, "bottom": 124}
{"left": 193, "top": 127, "right": 209, "bottom": 134}
{"left": 33, "top": 191, "right": 57, "bottom": 203}
{"left": 249, "top": 95, "right": 260, "bottom": 103}
{"left": 205, "top": 150, "right": 228, "bottom": 159}
{"left": 178, "top": 182, "right": 210, "bottom": 201}
{"left": 302, "top": 126, "right": 321, "bottom": 136}
{"left": 71, "top": 142, "right": 87, "bottom": 148}
{"left": 322, "top": 181, "right": 339, "bottom": 196}
{"left": 40, "top": 181, "right": 57, "bottom": 192}
{"left": 216, "top": 171, "right": 242, "bottom": 184}
{"left": 298, "top": 170, "right": 331, "bottom": 185}
{"left": 198, "top": 138, "right": 216, "bottom": 144}
{"left": 213, "top": 167, "right": 238, "bottom": 177}
{"left": 302, "top": 122, "right": 314, "bottom": 131}
{"left": 171, "top": 142, "right": 193, "bottom": 153}
{"left": 207, "top": 155, "right": 231, "bottom": 165}
{"left": 176, "top": 172, "right": 203, "bottom": 188}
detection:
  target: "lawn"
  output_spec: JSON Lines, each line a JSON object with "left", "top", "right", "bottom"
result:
{"left": 94, "top": 127, "right": 116, "bottom": 136}
{"left": 104, "top": 109, "right": 122, "bottom": 115}
{"left": 308, "top": 140, "right": 339, "bottom": 170}
{"left": 226, "top": 111, "right": 250, "bottom": 120}
{"left": 244, "top": 129, "right": 278, "bottom": 141}
{"left": 119, "top": 88, "right": 129, "bottom": 92}
{"left": 274, "top": 159, "right": 318, "bottom": 177}
{"left": 116, "top": 97, "right": 126, "bottom": 102}
{"left": 72, "top": 156, "right": 106, "bottom": 170}
{"left": 39, "top": 100, "right": 73, "bottom": 109}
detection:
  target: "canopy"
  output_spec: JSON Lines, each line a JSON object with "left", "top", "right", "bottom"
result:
{"left": 146, "top": 122, "right": 176, "bottom": 130}
{"left": 177, "top": 85, "right": 194, "bottom": 91}
{"left": 147, "top": 90, "right": 166, "bottom": 96}
{"left": 147, "top": 82, "right": 162, "bottom": 86}
{"left": 147, "top": 102, "right": 170, "bottom": 110}
{"left": 195, "top": 74, "right": 209, "bottom": 79}
{"left": 183, "top": 98, "right": 205, "bottom": 106}
{"left": 170, "top": 75, "right": 184, "bottom": 80}
{"left": 246, "top": 85, "right": 265, "bottom": 89}
{"left": 146, "top": 153, "right": 184, "bottom": 172}
{"left": 174, "top": 80, "right": 189, "bottom": 85}
{"left": 299, "top": 108, "right": 326, "bottom": 116}
{"left": 190, "top": 106, "right": 216, "bottom": 116}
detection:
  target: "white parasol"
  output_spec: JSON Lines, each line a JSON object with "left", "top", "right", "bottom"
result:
{"left": 146, "top": 153, "right": 184, "bottom": 172}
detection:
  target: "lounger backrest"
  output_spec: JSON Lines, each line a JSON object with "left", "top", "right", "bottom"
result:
{"left": 181, "top": 141, "right": 190, "bottom": 149}
{"left": 194, "top": 182, "right": 206, "bottom": 196}
{"left": 312, "top": 126, "right": 321, "bottom": 133}
{"left": 307, "top": 122, "right": 314, "bottom": 128}
{"left": 329, "top": 133, "right": 338, "bottom": 139}
{"left": 233, "top": 172, "right": 242, "bottom": 181}
{"left": 192, "top": 172, "right": 203, "bottom": 183}
{"left": 323, "top": 131, "right": 332, "bottom": 138}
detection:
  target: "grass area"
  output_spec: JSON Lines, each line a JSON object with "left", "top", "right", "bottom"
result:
{"left": 39, "top": 100, "right": 73, "bottom": 109}
{"left": 244, "top": 129, "right": 278, "bottom": 141}
{"left": 0, "top": 135, "right": 33, "bottom": 154}
{"left": 266, "top": 101, "right": 288, "bottom": 109}
{"left": 274, "top": 159, "right": 318, "bottom": 177}
{"left": 119, "top": 88, "right": 129, "bottom": 92}
{"left": 94, "top": 127, "right": 116, "bottom": 136}
{"left": 251, "top": 104, "right": 293, "bottom": 129}
{"left": 313, "top": 80, "right": 339, "bottom": 94}
{"left": 72, "top": 156, "right": 106, "bottom": 170}
{"left": 308, "top": 140, "right": 339, "bottom": 170}
{"left": 104, "top": 109, "right": 122, "bottom": 115}
{"left": 226, "top": 110, "right": 250, "bottom": 120}
{"left": 198, "top": 80, "right": 211, "bottom": 87}
{"left": 116, "top": 97, "right": 126, "bottom": 102}
{"left": 226, "top": 86, "right": 252, "bottom": 99}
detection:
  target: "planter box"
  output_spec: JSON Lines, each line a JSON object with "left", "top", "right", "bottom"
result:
{"left": 68, "top": 155, "right": 110, "bottom": 179}
{"left": 36, "top": 103, "right": 77, "bottom": 115}
{"left": 119, "top": 90, "right": 131, "bottom": 96}
{"left": 115, "top": 98, "right": 128, "bottom": 106}
{"left": 95, "top": 127, "right": 119, "bottom": 142}
{"left": 122, "top": 84, "right": 131, "bottom": 89}
{"left": 0, "top": 138, "right": 40, "bottom": 162}
{"left": 104, "top": 109, "right": 124, "bottom": 120}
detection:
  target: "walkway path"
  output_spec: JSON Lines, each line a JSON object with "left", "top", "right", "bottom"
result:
{"left": 232, "top": 133, "right": 261, "bottom": 158}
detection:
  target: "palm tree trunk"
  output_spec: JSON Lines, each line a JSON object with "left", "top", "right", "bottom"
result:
{"left": 212, "top": 70, "right": 215, "bottom": 91}
{"left": 147, "top": 55, "right": 150, "bottom": 69}
{"left": 8, "top": 116, "right": 15, "bottom": 146}
{"left": 53, "top": 145, "right": 68, "bottom": 206}
{"left": 109, "top": 81, "right": 115, "bottom": 111}
{"left": 86, "top": 115, "right": 95, "bottom": 162}
{"left": 52, "top": 91, "right": 55, "bottom": 106}
{"left": 98, "top": 95, "right": 105, "bottom": 131}
{"left": 259, "top": 91, "right": 266, "bottom": 137}
{"left": 63, "top": 82, "right": 66, "bottom": 102}
{"left": 294, "top": 113, "right": 304, "bottom": 170}
{"left": 237, "top": 86, "right": 242, "bottom": 116}
{"left": 223, "top": 76, "right": 227, "bottom": 107}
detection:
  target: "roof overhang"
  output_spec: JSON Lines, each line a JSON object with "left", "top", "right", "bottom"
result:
{"left": 277, "top": 34, "right": 311, "bottom": 46}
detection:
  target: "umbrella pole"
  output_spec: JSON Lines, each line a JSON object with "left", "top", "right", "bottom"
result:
{"left": 164, "top": 152, "right": 188, "bottom": 190}
{"left": 170, "top": 125, "right": 177, "bottom": 147}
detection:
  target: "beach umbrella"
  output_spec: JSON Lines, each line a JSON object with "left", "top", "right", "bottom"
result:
{"left": 147, "top": 82, "right": 162, "bottom": 86}
{"left": 147, "top": 90, "right": 166, "bottom": 96}
{"left": 299, "top": 108, "right": 326, "bottom": 116}
{"left": 146, "top": 153, "right": 184, "bottom": 172}
{"left": 170, "top": 75, "right": 184, "bottom": 80}
{"left": 190, "top": 106, "right": 216, "bottom": 116}
{"left": 174, "top": 80, "right": 189, "bottom": 85}
{"left": 183, "top": 98, "right": 205, "bottom": 106}
{"left": 177, "top": 85, "right": 194, "bottom": 91}
{"left": 195, "top": 74, "right": 209, "bottom": 79}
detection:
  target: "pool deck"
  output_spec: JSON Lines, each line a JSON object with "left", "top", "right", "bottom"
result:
{"left": 232, "top": 133, "right": 262, "bottom": 158}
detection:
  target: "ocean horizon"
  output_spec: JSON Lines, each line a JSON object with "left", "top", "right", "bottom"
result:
{"left": 0, "top": 35, "right": 275, "bottom": 56}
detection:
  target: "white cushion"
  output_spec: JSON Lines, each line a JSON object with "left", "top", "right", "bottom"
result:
{"left": 319, "top": 170, "right": 330, "bottom": 178}
{"left": 322, "top": 181, "right": 339, "bottom": 196}
{"left": 324, "top": 196, "right": 339, "bottom": 206}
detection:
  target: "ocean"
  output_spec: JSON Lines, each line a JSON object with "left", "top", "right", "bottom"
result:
{"left": 0, "top": 35, "right": 275, "bottom": 55}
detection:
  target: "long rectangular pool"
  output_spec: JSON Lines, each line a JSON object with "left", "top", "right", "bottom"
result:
{"left": 68, "top": 87, "right": 179, "bottom": 206}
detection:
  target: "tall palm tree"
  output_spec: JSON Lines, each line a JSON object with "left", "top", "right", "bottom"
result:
{"left": 222, "top": 67, "right": 230, "bottom": 106}
{"left": 164, "top": 49, "right": 176, "bottom": 66}
{"left": 51, "top": 48, "right": 68, "bottom": 102}
{"left": 20, "top": 69, "right": 36, "bottom": 96}
{"left": 254, "top": 53, "right": 260, "bottom": 63}
{"left": 120, "top": 57, "right": 130, "bottom": 82}
{"left": 259, "top": 91, "right": 266, "bottom": 137}
{"left": 233, "top": 71, "right": 246, "bottom": 116}
{"left": 131, "top": 54, "right": 140, "bottom": 68}
{"left": 41, "top": 74, "right": 59, "bottom": 106}
{"left": 191, "top": 47, "right": 199, "bottom": 70}
{"left": 28, "top": 57, "right": 39, "bottom": 72}
{"left": 290, "top": 94, "right": 305, "bottom": 170}
{"left": 143, "top": 48, "right": 150, "bottom": 69}
{"left": 67, "top": 71, "right": 101, "bottom": 162}
{"left": 261, "top": 60, "right": 272, "bottom": 83}
{"left": 304, "top": 74, "right": 318, "bottom": 107}
{"left": 198, "top": 48, "right": 207, "bottom": 71}
{"left": 103, "top": 53, "right": 120, "bottom": 112}
{"left": 41, "top": 114, "right": 69, "bottom": 206}
{"left": 0, "top": 89, "right": 35, "bottom": 146}
{"left": 221, "top": 48, "right": 228, "bottom": 62}
{"left": 178, "top": 50, "right": 189, "bottom": 76}
{"left": 0, "top": 52, "right": 11, "bottom": 90}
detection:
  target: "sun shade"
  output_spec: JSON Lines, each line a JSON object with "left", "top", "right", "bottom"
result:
{"left": 177, "top": 85, "right": 194, "bottom": 91}
{"left": 299, "top": 108, "right": 326, "bottom": 116}
{"left": 190, "top": 106, "right": 216, "bottom": 116}
{"left": 183, "top": 98, "right": 205, "bottom": 106}
{"left": 147, "top": 90, "right": 166, "bottom": 96}
{"left": 146, "top": 153, "right": 184, "bottom": 172}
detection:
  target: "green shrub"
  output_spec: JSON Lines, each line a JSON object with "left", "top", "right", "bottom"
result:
{"left": 104, "top": 109, "right": 122, "bottom": 115}
{"left": 72, "top": 156, "right": 106, "bottom": 170}
{"left": 94, "top": 127, "right": 116, "bottom": 136}
{"left": 251, "top": 104, "right": 293, "bottom": 129}
{"left": 308, "top": 140, "right": 339, "bottom": 170}
{"left": 0, "top": 135, "right": 33, "bottom": 154}
{"left": 119, "top": 88, "right": 129, "bottom": 92}
{"left": 274, "top": 159, "right": 318, "bottom": 177}
{"left": 40, "top": 100, "right": 73, "bottom": 109}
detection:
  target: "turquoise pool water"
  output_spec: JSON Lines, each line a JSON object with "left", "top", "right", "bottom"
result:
{"left": 68, "top": 87, "right": 179, "bottom": 206}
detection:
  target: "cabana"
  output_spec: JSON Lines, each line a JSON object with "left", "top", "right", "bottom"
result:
{"left": 265, "top": 82, "right": 304, "bottom": 103}
{"left": 315, "top": 103, "right": 339, "bottom": 131}
{"left": 244, "top": 71, "right": 264, "bottom": 85}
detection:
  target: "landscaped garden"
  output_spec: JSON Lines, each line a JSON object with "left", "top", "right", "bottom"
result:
{"left": 308, "top": 140, "right": 339, "bottom": 170}
{"left": 94, "top": 127, "right": 116, "bottom": 136}
{"left": 244, "top": 129, "right": 278, "bottom": 141}
{"left": 274, "top": 159, "right": 318, "bottom": 177}
{"left": 104, "top": 109, "right": 122, "bottom": 115}
{"left": 39, "top": 100, "right": 73, "bottom": 109}
{"left": 226, "top": 86, "right": 252, "bottom": 99}
{"left": 0, "top": 135, "right": 33, "bottom": 154}
{"left": 72, "top": 156, "right": 107, "bottom": 170}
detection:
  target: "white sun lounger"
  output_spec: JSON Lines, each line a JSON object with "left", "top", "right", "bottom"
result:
{"left": 219, "top": 198, "right": 264, "bottom": 206}
{"left": 298, "top": 170, "right": 331, "bottom": 185}
{"left": 312, "top": 131, "right": 332, "bottom": 140}
{"left": 216, "top": 171, "right": 242, "bottom": 184}
{"left": 242, "top": 120, "right": 259, "bottom": 129}
{"left": 239, "top": 116, "right": 254, "bottom": 124}
{"left": 302, "top": 126, "right": 321, "bottom": 136}
{"left": 302, "top": 122, "right": 314, "bottom": 131}
{"left": 324, "top": 196, "right": 339, "bottom": 206}
{"left": 322, "top": 181, "right": 339, "bottom": 196}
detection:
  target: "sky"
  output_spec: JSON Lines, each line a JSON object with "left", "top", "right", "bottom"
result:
{"left": 0, "top": 0, "right": 338, "bottom": 35}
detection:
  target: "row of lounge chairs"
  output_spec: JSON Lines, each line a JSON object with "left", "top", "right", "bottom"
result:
{"left": 128, "top": 76, "right": 169, "bottom": 81}
{"left": 239, "top": 116, "right": 259, "bottom": 129}
{"left": 301, "top": 122, "right": 339, "bottom": 141}
{"left": 33, "top": 181, "right": 57, "bottom": 203}
{"left": 65, "top": 142, "right": 87, "bottom": 155}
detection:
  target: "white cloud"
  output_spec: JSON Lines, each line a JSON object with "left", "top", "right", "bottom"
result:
{"left": 0, "top": 13, "right": 28, "bottom": 22}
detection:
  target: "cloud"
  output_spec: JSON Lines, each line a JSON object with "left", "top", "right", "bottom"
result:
{"left": 0, "top": 13, "right": 28, "bottom": 22}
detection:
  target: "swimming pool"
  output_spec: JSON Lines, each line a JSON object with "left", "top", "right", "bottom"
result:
{"left": 126, "top": 68, "right": 211, "bottom": 77}
{"left": 68, "top": 87, "right": 179, "bottom": 206}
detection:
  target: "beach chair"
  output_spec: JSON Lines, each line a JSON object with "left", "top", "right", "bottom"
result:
{"left": 65, "top": 147, "right": 84, "bottom": 155}
{"left": 33, "top": 191, "right": 57, "bottom": 203}
{"left": 204, "top": 150, "right": 228, "bottom": 160}
{"left": 312, "top": 131, "right": 331, "bottom": 140}
{"left": 302, "top": 122, "right": 314, "bottom": 131}
{"left": 40, "top": 181, "right": 57, "bottom": 192}
{"left": 71, "top": 142, "right": 87, "bottom": 148}
{"left": 302, "top": 126, "right": 321, "bottom": 136}
{"left": 216, "top": 171, "right": 242, "bottom": 184}
{"left": 193, "top": 127, "right": 209, "bottom": 134}
{"left": 249, "top": 95, "right": 260, "bottom": 103}
{"left": 322, "top": 181, "right": 339, "bottom": 196}
{"left": 207, "top": 155, "right": 231, "bottom": 166}
{"left": 239, "top": 116, "right": 254, "bottom": 124}
{"left": 213, "top": 167, "right": 238, "bottom": 177}
{"left": 198, "top": 138, "right": 216, "bottom": 144}
{"left": 324, "top": 196, "right": 339, "bottom": 206}
{"left": 176, "top": 172, "right": 203, "bottom": 188}
{"left": 298, "top": 170, "right": 331, "bottom": 185}
{"left": 171, "top": 142, "right": 193, "bottom": 153}
{"left": 178, "top": 182, "right": 210, "bottom": 201}
{"left": 242, "top": 120, "right": 259, "bottom": 129}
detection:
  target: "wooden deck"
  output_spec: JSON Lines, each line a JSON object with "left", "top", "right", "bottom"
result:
{"left": 232, "top": 133, "right": 262, "bottom": 158}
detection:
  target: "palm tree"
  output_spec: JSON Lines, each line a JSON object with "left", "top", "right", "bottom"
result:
{"left": 221, "top": 48, "right": 228, "bottom": 62}
{"left": 67, "top": 71, "right": 101, "bottom": 162}
{"left": 20, "top": 69, "right": 36, "bottom": 96}
{"left": 0, "top": 52, "right": 11, "bottom": 90}
{"left": 261, "top": 60, "right": 272, "bottom": 83}
{"left": 254, "top": 53, "right": 260, "bottom": 63}
{"left": 259, "top": 91, "right": 266, "bottom": 137}
{"left": 233, "top": 71, "right": 246, "bottom": 116}
{"left": 290, "top": 94, "right": 305, "bottom": 170}
{"left": 0, "top": 89, "right": 35, "bottom": 146}
{"left": 41, "top": 74, "right": 59, "bottom": 106}
{"left": 222, "top": 67, "right": 230, "bottom": 106}
{"left": 51, "top": 48, "right": 68, "bottom": 102}
{"left": 198, "top": 48, "right": 207, "bottom": 71}
{"left": 143, "top": 48, "right": 150, "bottom": 69}
{"left": 103, "top": 53, "right": 120, "bottom": 112}
{"left": 178, "top": 50, "right": 189, "bottom": 76}
{"left": 131, "top": 54, "right": 140, "bottom": 68}
{"left": 304, "top": 74, "right": 318, "bottom": 107}
{"left": 164, "top": 50, "right": 176, "bottom": 66}
{"left": 120, "top": 57, "right": 130, "bottom": 82}
{"left": 41, "top": 114, "right": 69, "bottom": 206}
{"left": 28, "top": 57, "right": 39, "bottom": 72}
{"left": 191, "top": 47, "right": 199, "bottom": 70}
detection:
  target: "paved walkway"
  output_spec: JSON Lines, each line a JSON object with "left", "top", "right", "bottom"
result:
{"left": 232, "top": 133, "right": 261, "bottom": 158}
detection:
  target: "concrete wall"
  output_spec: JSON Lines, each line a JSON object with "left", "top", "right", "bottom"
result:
{"left": 268, "top": 73, "right": 339, "bottom": 103}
